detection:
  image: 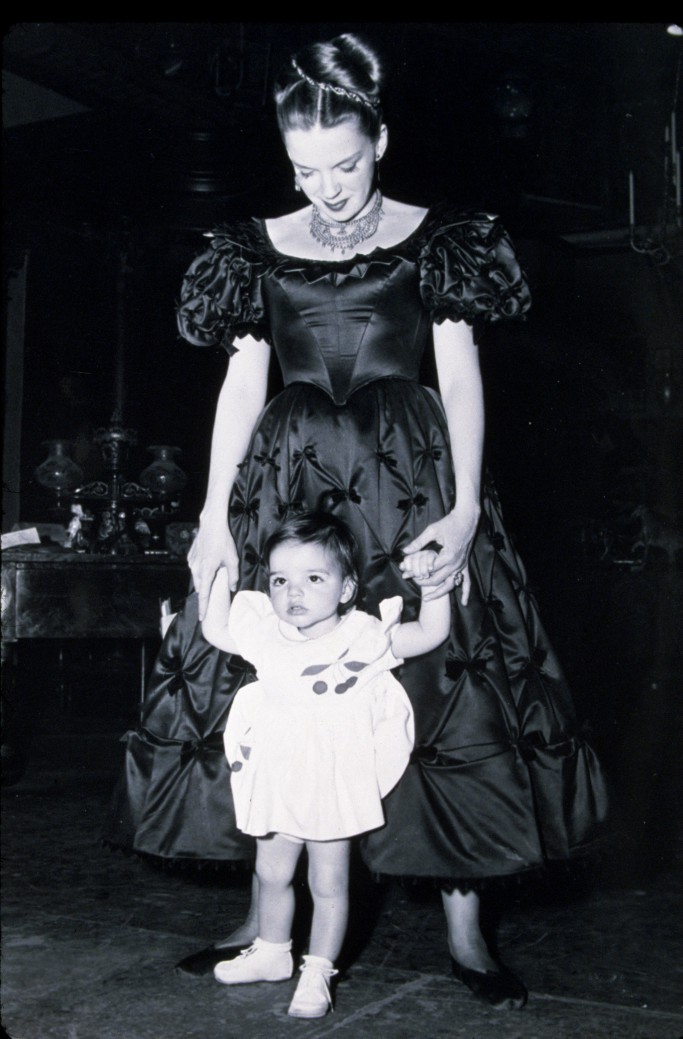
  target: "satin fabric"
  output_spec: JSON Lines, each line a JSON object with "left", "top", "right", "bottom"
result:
{"left": 102, "top": 202, "right": 609, "bottom": 879}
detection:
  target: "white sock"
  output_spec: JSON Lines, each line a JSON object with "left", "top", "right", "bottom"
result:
{"left": 255, "top": 937, "right": 292, "bottom": 953}
{"left": 303, "top": 954, "right": 334, "bottom": 969}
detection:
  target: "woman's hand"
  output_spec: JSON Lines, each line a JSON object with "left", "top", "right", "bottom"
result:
{"left": 187, "top": 515, "right": 239, "bottom": 621}
{"left": 399, "top": 502, "right": 481, "bottom": 604}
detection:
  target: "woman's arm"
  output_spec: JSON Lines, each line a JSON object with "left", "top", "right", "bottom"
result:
{"left": 201, "top": 567, "right": 239, "bottom": 653}
{"left": 400, "top": 318, "right": 483, "bottom": 605}
{"left": 390, "top": 589, "right": 451, "bottom": 659}
{"left": 188, "top": 335, "right": 271, "bottom": 619}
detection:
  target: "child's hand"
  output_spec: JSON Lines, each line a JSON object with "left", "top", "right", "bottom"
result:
{"left": 400, "top": 548, "right": 439, "bottom": 582}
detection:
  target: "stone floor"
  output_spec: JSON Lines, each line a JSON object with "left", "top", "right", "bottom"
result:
{"left": 2, "top": 728, "right": 683, "bottom": 1039}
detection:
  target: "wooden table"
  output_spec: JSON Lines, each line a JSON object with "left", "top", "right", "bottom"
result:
{"left": 1, "top": 547, "right": 191, "bottom": 781}
{"left": 1, "top": 546, "right": 190, "bottom": 644}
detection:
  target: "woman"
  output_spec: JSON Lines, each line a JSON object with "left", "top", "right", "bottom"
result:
{"left": 103, "top": 33, "right": 609, "bottom": 1010}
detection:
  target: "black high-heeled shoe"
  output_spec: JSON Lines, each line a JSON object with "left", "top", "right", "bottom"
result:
{"left": 450, "top": 956, "right": 527, "bottom": 1010}
{"left": 175, "top": 944, "right": 247, "bottom": 976}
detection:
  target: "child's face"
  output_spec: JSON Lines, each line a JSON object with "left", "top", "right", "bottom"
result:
{"left": 268, "top": 540, "right": 355, "bottom": 638}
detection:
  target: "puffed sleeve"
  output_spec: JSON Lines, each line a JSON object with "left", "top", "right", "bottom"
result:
{"left": 227, "top": 590, "right": 275, "bottom": 668}
{"left": 176, "top": 221, "right": 271, "bottom": 355}
{"left": 418, "top": 207, "right": 531, "bottom": 326}
{"left": 378, "top": 597, "right": 405, "bottom": 670}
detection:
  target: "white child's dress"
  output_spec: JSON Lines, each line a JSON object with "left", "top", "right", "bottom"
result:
{"left": 223, "top": 591, "right": 415, "bottom": 841}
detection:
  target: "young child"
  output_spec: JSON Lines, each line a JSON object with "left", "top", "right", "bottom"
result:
{"left": 201, "top": 510, "right": 450, "bottom": 1019}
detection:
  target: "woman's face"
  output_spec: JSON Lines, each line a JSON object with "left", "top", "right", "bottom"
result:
{"left": 284, "top": 118, "right": 387, "bottom": 222}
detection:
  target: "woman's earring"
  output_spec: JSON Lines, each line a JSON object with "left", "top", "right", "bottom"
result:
{"left": 294, "top": 178, "right": 301, "bottom": 192}
{"left": 375, "top": 158, "right": 381, "bottom": 185}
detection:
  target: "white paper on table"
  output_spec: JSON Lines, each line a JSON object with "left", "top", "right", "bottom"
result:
{"left": 1, "top": 528, "right": 41, "bottom": 549}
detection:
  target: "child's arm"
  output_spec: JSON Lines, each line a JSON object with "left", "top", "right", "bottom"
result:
{"left": 390, "top": 591, "right": 451, "bottom": 660}
{"left": 201, "top": 567, "right": 239, "bottom": 653}
{"left": 390, "top": 550, "right": 451, "bottom": 659}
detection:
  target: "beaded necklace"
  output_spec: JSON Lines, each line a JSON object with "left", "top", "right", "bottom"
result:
{"left": 309, "top": 191, "right": 384, "bottom": 255}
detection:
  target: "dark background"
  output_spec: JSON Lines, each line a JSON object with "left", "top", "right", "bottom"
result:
{"left": 3, "top": 21, "right": 683, "bottom": 871}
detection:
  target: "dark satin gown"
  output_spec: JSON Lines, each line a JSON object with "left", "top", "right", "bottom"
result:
{"left": 102, "top": 202, "right": 609, "bottom": 881}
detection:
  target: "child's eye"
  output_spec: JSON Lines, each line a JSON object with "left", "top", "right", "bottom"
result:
{"left": 270, "top": 576, "right": 286, "bottom": 587}
{"left": 309, "top": 575, "right": 323, "bottom": 583}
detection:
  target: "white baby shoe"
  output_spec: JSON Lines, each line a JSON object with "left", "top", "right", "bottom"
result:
{"left": 287, "top": 955, "right": 338, "bottom": 1018}
{"left": 213, "top": 937, "right": 293, "bottom": 984}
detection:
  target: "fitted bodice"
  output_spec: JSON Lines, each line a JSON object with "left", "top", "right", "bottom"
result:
{"left": 260, "top": 249, "right": 432, "bottom": 405}
{"left": 176, "top": 202, "right": 532, "bottom": 405}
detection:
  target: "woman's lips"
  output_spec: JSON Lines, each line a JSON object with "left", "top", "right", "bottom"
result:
{"left": 323, "top": 199, "right": 348, "bottom": 213}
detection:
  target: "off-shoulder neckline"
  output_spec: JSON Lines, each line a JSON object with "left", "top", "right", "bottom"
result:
{"left": 256, "top": 206, "right": 433, "bottom": 265}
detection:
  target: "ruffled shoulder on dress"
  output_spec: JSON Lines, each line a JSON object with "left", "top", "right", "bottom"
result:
{"left": 344, "top": 599, "right": 405, "bottom": 672}
{"left": 231, "top": 589, "right": 272, "bottom": 618}
{"left": 176, "top": 219, "right": 272, "bottom": 355}
{"left": 417, "top": 201, "right": 531, "bottom": 326}
{"left": 378, "top": 597, "right": 404, "bottom": 634}
{"left": 378, "top": 596, "right": 405, "bottom": 668}
{"left": 228, "top": 590, "right": 274, "bottom": 664}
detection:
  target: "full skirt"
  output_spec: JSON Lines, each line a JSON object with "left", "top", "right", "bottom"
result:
{"left": 102, "top": 378, "right": 609, "bottom": 879}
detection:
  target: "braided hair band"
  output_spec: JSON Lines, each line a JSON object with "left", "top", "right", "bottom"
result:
{"left": 291, "top": 57, "right": 380, "bottom": 110}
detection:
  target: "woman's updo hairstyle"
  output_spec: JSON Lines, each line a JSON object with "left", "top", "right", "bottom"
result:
{"left": 274, "top": 33, "right": 384, "bottom": 141}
